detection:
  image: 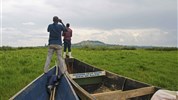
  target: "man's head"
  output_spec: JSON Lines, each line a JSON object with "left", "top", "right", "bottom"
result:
{"left": 53, "top": 16, "right": 59, "bottom": 23}
{"left": 66, "top": 23, "right": 70, "bottom": 27}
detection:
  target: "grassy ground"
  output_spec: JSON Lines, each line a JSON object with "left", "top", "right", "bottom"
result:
{"left": 72, "top": 48, "right": 178, "bottom": 90}
{"left": 0, "top": 47, "right": 177, "bottom": 99}
{"left": 0, "top": 47, "right": 54, "bottom": 100}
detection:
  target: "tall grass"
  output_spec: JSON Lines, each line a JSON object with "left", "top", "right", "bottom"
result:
{"left": 0, "top": 47, "right": 177, "bottom": 99}
{"left": 0, "top": 47, "right": 56, "bottom": 100}
{"left": 72, "top": 48, "right": 178, "bottom": 90}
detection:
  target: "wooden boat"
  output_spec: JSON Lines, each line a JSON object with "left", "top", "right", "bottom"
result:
{"left": 65, "top": 58, "right": 160, "bottom": 100}
{"left": 10, "top": 66, "right": 79, "bottom": 100}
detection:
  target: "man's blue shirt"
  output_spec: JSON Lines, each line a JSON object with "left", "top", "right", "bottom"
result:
{"left": 47, "top": 23, "right": 65, "bottom": 45}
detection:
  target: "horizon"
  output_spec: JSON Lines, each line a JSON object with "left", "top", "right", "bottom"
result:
{"left": 0, "top": 0, "right": 177, "bottom": 47}
{"left": 0, "top": 40, "right": 177, "bottom": 48}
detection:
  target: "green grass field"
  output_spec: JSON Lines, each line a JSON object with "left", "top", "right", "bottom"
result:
{"left": 0, "top": 47, "right": 177, "bottom": 99}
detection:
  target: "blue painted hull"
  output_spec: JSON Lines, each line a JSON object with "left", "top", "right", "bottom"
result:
{"left": 10, "top": 67, "right": 79, "bottom": 100}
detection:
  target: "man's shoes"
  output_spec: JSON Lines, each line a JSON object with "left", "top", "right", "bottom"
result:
{"left": 63, "top": 52, "right": 66, "bottom": 58}
{"left": 69, "top": 52, "right": 73, "bottom": 58}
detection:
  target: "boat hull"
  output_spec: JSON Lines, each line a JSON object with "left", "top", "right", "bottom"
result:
{"left": 65, "top": 58, "right": 160, "bottom": 100}
{"left": 10, "top": 67, "right": 79, "bottom": 100}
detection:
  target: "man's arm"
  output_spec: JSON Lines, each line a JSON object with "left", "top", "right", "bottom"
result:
{"left": 71, "top": 30, "right": 72, "bottom": 37}
{"left": 58, "top": 19, "right": 67, "bottom": 32}
{"left": 47, "top": 25, "right": 51, "bottom": 32}
{"left": 62, "top": 32, "right": 65, "bottom": 36}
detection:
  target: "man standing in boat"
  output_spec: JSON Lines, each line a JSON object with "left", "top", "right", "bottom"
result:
{"left": 44, "top": 16, "right": 67, "bottom": 74}
{"left": 62, "top": 23, "right": 73, "bottom": 58}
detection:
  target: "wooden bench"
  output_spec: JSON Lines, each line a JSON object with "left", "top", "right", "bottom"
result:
{"left": 92, "top": 86, "right": 155, "bottom": 100}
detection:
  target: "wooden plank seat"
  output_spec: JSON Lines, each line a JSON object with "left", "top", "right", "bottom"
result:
{"left": 92, "top": 86, "right": 155, "bottom": 100}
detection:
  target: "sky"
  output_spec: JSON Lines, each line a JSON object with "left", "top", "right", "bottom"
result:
{"left": 0, "top": 0, "right": 177, "bottom": 47}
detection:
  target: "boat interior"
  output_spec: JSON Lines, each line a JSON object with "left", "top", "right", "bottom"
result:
{"left": 65, "top": 58, "right": 158, "bottom": 100}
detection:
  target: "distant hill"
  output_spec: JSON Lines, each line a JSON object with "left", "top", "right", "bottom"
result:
{"left": 73, "top": 40, "right": 106, "bottom": 46}
{"left": 72, "top": 40, "right": 178, "bottom": 51}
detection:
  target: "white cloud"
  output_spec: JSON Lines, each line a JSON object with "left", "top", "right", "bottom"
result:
{"left": 2, "top": 27, "right": 48, "bottom": 47}
{"left": 72, "top": 28, "right": 177, "bottom": 47}
{"left": 22, "top": 22, "right": 35, "bottom": 25}
{"left": 1, "top": 0, "right": 177, "bottom": 47}
{"left": 1, "top": 26, "right": 177, "bottom": 47}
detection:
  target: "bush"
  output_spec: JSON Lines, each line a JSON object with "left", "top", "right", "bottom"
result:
{"left": 0, "top": 46, "right": 16, "bottom": 51}
{"left": 145, "top": 47, "right": 178, "bottom": 51}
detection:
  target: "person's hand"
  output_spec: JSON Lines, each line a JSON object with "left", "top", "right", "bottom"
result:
{"left": 58, "top": 19, "right": 62, "bottom": 23}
